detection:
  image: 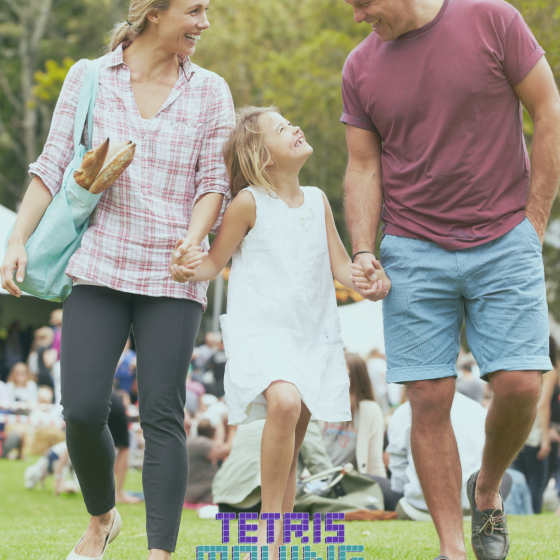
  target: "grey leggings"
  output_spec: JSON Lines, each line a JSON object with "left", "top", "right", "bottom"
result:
{"left": 61, "top": 285, "right": 202, "bottom": 552}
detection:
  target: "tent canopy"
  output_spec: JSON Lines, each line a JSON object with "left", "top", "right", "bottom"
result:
{"left": 337, "top": 299, "right": 384, "bottom": 356}
{"left": 0, "top": 204, "right": 18, "bottom": 296}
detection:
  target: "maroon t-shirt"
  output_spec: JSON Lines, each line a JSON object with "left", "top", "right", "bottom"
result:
{"left": 341, "top": 0, "right": 545, "bottom": 250}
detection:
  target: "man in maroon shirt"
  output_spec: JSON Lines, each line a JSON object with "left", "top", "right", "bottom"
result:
{"left": 342, "top": 0, "right": 560, "bottom": 559}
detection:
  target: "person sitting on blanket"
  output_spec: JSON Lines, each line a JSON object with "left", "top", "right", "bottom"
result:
{"left": 374, "top": 391, "right": 512, "bottom": 520}
{"left": 212, "top": 418, "right": 333, "bottom": 513}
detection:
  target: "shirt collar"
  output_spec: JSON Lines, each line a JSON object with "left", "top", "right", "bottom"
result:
{"left": 106, "top": 42, "right": 195, "bottom": 81}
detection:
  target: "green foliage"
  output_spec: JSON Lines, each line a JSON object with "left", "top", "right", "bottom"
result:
{"left": 1, "top": 0, "right": 560, "bottom": 316}
{"left": 507, "top": 1, "right": 560, "bottom": 321}
{"left": 190, "top": 0, "right": 369, "bottom": 238}
{"left": 33, "top": 58, "right": 75, "bottom": 102}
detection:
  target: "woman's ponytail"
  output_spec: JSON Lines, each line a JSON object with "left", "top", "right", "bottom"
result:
{"left": 106, "top": 0, "right": 172, "bottom": 52}
{"left": 107, "top": 21, "right": 132, "bottom": 52}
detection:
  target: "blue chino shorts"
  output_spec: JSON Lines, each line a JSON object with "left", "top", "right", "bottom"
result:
{"left": 381, "top": 218, "right": 553, "bottom": 383}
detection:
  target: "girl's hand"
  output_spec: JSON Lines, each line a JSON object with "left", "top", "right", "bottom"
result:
{"left": 169, "top": 239, "right": 202, "bottom": 277}
{"left": 170, "top": 248, "right": 208, "bottom": 283}
{"left": 351, "top": 262, "right": 391, "bottom": 301}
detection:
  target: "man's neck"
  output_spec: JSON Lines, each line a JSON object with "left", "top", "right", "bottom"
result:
{"left": 407, "top": 0, "right": 445, "bottom": 33}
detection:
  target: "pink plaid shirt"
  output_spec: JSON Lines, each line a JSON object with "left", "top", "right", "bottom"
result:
{"left": 29, "top": 43, "right": 234, "bottom": 307}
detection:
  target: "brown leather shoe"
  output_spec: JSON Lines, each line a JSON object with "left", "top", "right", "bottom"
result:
{"left": 467, "top": 471, "right": 509, "bottom": 560}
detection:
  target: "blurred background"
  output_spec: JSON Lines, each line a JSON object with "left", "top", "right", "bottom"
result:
{"left": 0, "top": 0, "right": 559, "bottom": 335}
{"left": 1, "top": 4, "right": 560, "bottom": 557}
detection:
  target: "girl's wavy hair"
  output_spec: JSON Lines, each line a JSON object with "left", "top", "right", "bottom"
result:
{"left": 106, "top": 0, "right": 172, "bottom": 52}
{"left": 223, "top": 106, "right": 281, "bottom": 198}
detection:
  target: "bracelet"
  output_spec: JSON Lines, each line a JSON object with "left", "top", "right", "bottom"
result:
{"left": 352, "top": 250, "right": 375, "bottom": 263}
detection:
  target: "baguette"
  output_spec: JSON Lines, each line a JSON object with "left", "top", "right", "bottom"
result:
{"left": 73, "top": 138, "right": 110, "bottom": 189}
{"left": 89, "top": 142, "right": 136, "bottom": 194}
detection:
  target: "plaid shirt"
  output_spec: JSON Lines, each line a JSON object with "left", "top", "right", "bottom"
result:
{"left": 29, "top": 43, "right": 234, "bottom": 307}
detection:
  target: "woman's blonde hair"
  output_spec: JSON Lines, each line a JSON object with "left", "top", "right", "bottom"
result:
{"left": 107, "top": 0, "right": 173, "bottom": 52}
{"left": 223, "top": 106, "right": 281, "bottom": 198}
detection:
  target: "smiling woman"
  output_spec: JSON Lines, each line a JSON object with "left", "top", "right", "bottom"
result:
{"left": 1, "top": 1, "right": 235, "bottom": 560}
{"left": 108, "top": 0, "right": 210, "bottom": 53}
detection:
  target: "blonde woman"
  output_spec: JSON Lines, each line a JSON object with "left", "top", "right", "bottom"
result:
{"left": 6, "top": 362, "right": 38, "bottom": 406}
{"left": 322, "top": 353, "right": 386, "bottom": 477}
{"left": 0, "top": 1, "right": 234, "bottom": 558}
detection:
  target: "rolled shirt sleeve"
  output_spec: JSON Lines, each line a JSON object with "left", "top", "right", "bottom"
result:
{"left": 193, "top": 77, "right": 235, "bottom": 233}
{"left": 28, "top": 60, "right": 88, "bottom": 197}
{"left": 340, "top": 59, "right": 378, "bottom": 134}
{"left": 503, "top": 12, "right": 545, "bottom": 88}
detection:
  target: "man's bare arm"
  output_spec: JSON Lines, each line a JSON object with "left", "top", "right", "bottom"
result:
{"left": 344, "top": 124, "right": 383, "bottom": 252}
{"left": 344, "top": 124, "right": 389, "bottom": 300}
{"left": 516, "top": 57, "right": 560, "bottom": 243}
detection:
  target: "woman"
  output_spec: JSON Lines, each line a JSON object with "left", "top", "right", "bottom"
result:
{"left": 6, "top": 362, "right": 38, "bottom": 406}
{"left": 0, "top": 0, "right": 234, "bottom": 558}
{"left": 322, "top": 353, "right": 386, "bottom": 477}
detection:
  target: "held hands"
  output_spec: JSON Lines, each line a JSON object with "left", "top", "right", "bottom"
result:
{"left": 169, "top": 237, "right": 207, "bottom": 283}
{"left": 350, "top": 253, "right": 391, "bottom": 302}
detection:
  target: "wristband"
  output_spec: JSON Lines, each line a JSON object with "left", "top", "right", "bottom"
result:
{"left": 352, "top": 250, "right": 375, "bottom": 263}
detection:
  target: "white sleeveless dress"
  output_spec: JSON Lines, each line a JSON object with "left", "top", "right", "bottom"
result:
{"left": 220, "top": 186, "right": 352, "bottom": 425}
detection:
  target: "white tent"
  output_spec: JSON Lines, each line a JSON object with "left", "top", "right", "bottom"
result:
{"left": 0, "top": 204, "right": 59, "bottom": 330}
{"left": 337, "top": 299, "right": 385, "bottom": 356}
{"left": 0, "top": 204, "right": 18, "bottom": 296}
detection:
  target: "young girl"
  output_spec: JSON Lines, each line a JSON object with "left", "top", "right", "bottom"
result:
{"left": 172, "top": 106, "right": 390, "bottom": 558}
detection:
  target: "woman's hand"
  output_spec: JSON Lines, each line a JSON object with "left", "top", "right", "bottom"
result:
{"left": 1, "top": 243, "right": 28, "bottom": 297}
{"left": 169, "top": 240, "right": 207, "bottom": 283}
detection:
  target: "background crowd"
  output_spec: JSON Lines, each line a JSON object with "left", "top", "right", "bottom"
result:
{"left": 2, "top": 309, "right": 560, "bottom": 520}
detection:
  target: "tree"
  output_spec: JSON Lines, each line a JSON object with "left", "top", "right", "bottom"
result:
{"left": 0, "top": 0, "right": 127, "bottom": 207}
{"left": 0, "top": 0, "right": 52, "bottom": 199}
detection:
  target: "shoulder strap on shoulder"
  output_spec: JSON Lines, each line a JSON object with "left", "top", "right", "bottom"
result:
{"left": 73, "top": 58, "right": 102, "bottom": 154}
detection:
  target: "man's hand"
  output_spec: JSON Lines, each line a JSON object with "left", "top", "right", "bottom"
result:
{"left": 351, "top": 253, "right": 390, "bottom": 302}
{"left": 525, "top": 212, "right": 545, "bottom": 245}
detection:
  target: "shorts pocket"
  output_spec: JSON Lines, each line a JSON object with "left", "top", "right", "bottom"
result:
{"left": 524, "top": 218, "right": 543, "bottom": 252}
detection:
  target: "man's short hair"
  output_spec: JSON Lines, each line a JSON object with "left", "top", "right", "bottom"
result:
{"left": 197, "top": 419, "right": 216, "bottom": 439}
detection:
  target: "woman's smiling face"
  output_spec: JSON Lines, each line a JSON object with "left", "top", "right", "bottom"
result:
{"left": 260, "top": 112, "right": 314, "bottom": 169}
{"left": 149, "top": 0, "right": 210, "bottom": 57}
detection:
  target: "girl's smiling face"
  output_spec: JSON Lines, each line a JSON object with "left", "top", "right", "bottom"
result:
{"left": 260, "top": 112, "right": 313, "bottom": 169}
{"left": 148, "top": 0, "right": 210, "bottom": 57}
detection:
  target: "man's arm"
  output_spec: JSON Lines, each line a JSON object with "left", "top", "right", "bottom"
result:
{"left": 344, "top": 124, "right": 387, "bottom": 301}
{"left": 516, "top": 57, "right": 560, "bottom": 243}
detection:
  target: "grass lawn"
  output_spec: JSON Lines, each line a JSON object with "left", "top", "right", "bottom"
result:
{"left": 1, "top": 459, "right": 559, "bottom": 560}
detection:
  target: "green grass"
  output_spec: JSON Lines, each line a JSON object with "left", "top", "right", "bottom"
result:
{"left": 0, "top": 459, "right": 559, "bottom": 559}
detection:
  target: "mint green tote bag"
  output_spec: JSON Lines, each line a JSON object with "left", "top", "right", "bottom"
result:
{"left": 7, "top": 58, "right": 103, "bottom": 302}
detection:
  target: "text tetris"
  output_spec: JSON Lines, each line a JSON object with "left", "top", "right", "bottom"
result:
{"left": 195, "top": 513, "right": 366, "bottom": 560}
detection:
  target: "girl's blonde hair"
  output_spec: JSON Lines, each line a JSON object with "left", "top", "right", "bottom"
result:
{"left": 223, "top": 106, "right": 281, "bottom": 198}
{"left": 107, "top": 0, "right": 172, "bottom": 52}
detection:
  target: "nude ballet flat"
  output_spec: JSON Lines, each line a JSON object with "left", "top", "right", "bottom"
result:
{"left": 67, "top": 509, "right": 122, "bottom": 560}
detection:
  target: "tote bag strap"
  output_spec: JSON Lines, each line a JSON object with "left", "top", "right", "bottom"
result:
{"left": 72, "top": 57, "right": 102, "bottom": 155}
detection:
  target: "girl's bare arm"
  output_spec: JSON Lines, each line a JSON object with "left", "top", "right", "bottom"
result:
{"left": 171, "top": 190, "right": 256, "bottom": 283}
{"left": 322, "top": 191, "right": 389, "bottom": 294}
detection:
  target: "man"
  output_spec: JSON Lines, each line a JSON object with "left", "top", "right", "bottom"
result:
{"left": 342, "top": 1, "right": 560, "bottom": 559}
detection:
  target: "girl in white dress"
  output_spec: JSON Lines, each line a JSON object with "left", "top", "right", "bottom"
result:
{"left": 172, "top": 106, "right": 390, "bottom": 558}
